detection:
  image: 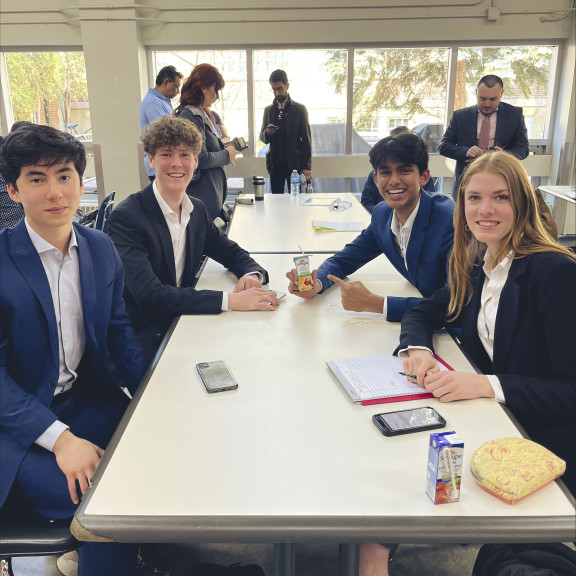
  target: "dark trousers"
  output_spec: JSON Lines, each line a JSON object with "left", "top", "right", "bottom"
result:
{"left": 270, "top": 166, "right": 292, "bottom": 194}
{"left": 11, "top": 387, "right": 138, "bottom": 576}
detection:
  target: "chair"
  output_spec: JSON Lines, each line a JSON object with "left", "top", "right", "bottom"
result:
{"left": 94, "top": 191, "right": 115, "bottom": 234}
{"left": 0, "top": 504, "right": 80, "bottom": 576}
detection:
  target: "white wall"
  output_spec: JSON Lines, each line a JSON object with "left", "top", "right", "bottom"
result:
{"left": 1, "top": 0, "right": 574, "bottom": 200}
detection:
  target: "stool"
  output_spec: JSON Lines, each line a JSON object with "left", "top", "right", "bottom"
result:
{"left": 0, "top": 505, "right": 80, "bottom": 576}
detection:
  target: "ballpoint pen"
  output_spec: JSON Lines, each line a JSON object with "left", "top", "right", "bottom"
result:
{"left": 399, "top": 371, "right": 417, "bottom": 379}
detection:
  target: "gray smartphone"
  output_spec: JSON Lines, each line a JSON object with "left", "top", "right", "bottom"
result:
{"left": 196, "top": 361, "right": 238, "bottom": 393}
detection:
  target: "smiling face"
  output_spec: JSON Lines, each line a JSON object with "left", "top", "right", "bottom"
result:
{"left": 374, "top": 161, "right": 430, "bottom": 223}
{"left": 7, "top": 161, "right": 83, "bottom": 241}
{"left": 464, "top": 170, "right": 515, "bottom": 255}
{"left": 148, "top": 145, "right": 199, "bottom": 198}
{"left": 476, "top": 83, "right": 503, "bottom": 116}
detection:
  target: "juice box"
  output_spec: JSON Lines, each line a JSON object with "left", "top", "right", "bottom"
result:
{"left": 293, "top": 254, "right": 313, "bottom": 292}
{"left": 425, "top": 431, "right": 464, "bottom": 504}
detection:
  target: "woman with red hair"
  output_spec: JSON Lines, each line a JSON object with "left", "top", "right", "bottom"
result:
{"left": 175, "top": 63, "right": 240, "bottom": 222}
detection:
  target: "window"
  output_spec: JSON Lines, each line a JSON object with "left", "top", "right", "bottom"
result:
{"left": 351, "top": 48, "right": 450, "bottom": 155}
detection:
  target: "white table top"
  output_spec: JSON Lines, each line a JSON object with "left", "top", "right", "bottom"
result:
{"left": 228, "top": 193, "right": 372, "bottom": 254}
{"left": 539, "top": 185, "right": 576, "bottom": 204}
{"left": 75, "top": 255, "right": 575, "bottom": 544}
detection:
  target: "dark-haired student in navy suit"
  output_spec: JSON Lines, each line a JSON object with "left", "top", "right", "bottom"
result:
{"left": 287, "top": 132, "right": 455, "bottom": 322}
{"left": 0, "top": 124, "right": 145, "bottom": 576}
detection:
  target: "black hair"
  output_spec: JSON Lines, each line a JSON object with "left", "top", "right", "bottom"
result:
{"left": 477, "top": 74, "right": 504, "bottom": 90}
{"left": 155, "top": 65, "right": 183, "bottom": 87}
{"left": 269, "top": 69, "right": 288, "bottom": 84}
{"left": 369, "top": 132, "right": 429, "bottom": 175}
{"left": 0, "top": 124, "right": 86, "bottom": 187}
{"left": 10, "top": 120, "right": 32, "bottom": 133}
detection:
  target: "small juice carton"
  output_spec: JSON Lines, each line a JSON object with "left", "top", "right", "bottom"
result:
{"left": 425, "top": 431, "right": 464, "bottom": 504}
{"left": 293, "top": 254, "right": 313, "bottom": 292}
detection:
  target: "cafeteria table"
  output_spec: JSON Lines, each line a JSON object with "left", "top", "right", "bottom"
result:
{"left": 73, "top": 255, "right": 575, "bottom": 576}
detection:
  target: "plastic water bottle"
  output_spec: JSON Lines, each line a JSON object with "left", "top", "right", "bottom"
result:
{"left": 290, "top": 170, "right": 300, "bottom": 196}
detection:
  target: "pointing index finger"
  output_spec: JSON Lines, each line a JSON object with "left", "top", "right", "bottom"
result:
{"left": 327, "top": 274, "right": 347, "bottom": 288}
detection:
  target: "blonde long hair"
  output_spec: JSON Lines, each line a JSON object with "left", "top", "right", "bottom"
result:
{"left": 448, "top": 151, "right": 575, "bottom": 319}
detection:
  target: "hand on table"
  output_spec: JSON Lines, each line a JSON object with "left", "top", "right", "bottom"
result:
{"left": 286, "top": 268, "right": 321, "bottom": 299}
{"left": 234, "top": 275, "right": 262, "bottom": 292}
{"left": 228, "top": 287, "right": 280, "bottom": 311}
{"left": 53, "top": 430, "right": 104, "bottom": 505}
{"left": 327, "top": 275, "right": 384, "bottom": 314}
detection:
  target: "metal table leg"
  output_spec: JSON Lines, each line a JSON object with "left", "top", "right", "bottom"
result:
{"left": 274, "top": 542, "right": 295, "bottom": 576}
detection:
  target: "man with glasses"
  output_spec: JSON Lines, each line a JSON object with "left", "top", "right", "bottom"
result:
{"left": 140, "top": 65, "right": 184, "bottom": 182}
{"left": 439, "top": 74, "right": 529, "bottom": 200}
{"left": 260, "top": 69, "right": 312, "bottom": 194}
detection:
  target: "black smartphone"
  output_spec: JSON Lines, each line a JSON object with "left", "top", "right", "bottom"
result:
{"left": 372, "top": 406, "right": 446, "bottom": 437}
{"left": 232, "top": 136, "right": 248, "bottom": 151}
{"left": 196, "top": 361, "right": 238, "bottom": 393}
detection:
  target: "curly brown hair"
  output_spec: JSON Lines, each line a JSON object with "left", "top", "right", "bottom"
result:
{"left": 141, "top": 115, "right": 202, "bottom": 157}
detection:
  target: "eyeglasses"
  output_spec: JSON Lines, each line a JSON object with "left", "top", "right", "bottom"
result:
{"left": 272, "top": 85, "right": 287, "bottom": 94}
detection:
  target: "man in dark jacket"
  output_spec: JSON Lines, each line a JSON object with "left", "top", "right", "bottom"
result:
{"left": 259, "top": 69, "right": 312, "bottom": 194}
{"left": 439, "top": 74, "right": 529, "bottom": 199}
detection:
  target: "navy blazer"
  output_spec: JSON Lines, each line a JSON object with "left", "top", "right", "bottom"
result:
{"left": 439, "top": 102, "right": 529, "bottom": 195}
{"left": 397, "top": 253, "right": 576, "bottom": 492}
{"left": 108, "top": 186, "right": 269, "bottom": 361}
{"left": 0, "top": 221, "right": 145, "bottom": 507}
{"left": 317, "top": 191, "right": 455, "bottom": 322}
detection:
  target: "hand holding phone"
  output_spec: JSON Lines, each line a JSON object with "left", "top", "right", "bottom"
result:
{"left": 196, "top": 361, "right": 238, "bottom": 393}
{"left": 372, "top": 406, "right": 446, "bottom": 437}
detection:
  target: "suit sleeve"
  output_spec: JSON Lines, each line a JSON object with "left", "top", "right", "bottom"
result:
{"left": 360, "top": 172, "right": 381, "bottom": 214}
{"left": 260, "top": 107, "right": 271, "bottom": 144}
{"left": 201, "top": 212, "right": 269, "bottom": 284}
{"left": 105, "top": 238, "right": 147, "bottom": 393}
{"left": 394, "top": 286, "right": 452, "bottom": 355}
{"left": 316, "top": 224, "right": 383, "bottom": 292}
{"left": 108, "top": 202, "right": 224, "bottom": 316}
{"left": 180, "top": 109, "right": 230, "bottom": 170}
{"left": 439, "top": 113, "right": 471, "bottom": 162}
{"left": 300, "top": 105, "right": 312, "bottom": 170}
{"left": 501, "top": 108, "right": 529, "bottom": 160}
{"left": 498, "top": 258, "right": 576, "bottom": 422}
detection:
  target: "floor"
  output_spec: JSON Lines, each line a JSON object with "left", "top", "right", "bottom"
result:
{"left": 9, "top": 542, "right": 482, "bottom": 575}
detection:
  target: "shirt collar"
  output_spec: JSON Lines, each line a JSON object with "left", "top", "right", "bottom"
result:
{"left": 25, "top": 218, "right": 78, "bottom": 256}
{"left": 151, "top": 88, "right": 171, "bottom": 103}
{"left": 483, "top": 250, "right": 514, "bottom": 277}
{"left": 153, "top": 180, "right": 193, "bottom": 217}
{"left": 391, "top": 197, "right": 421, "bottom": 234}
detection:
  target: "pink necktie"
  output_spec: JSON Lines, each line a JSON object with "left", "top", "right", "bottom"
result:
{"left": 478, "top": 115, "right": 491, "bottom": 149}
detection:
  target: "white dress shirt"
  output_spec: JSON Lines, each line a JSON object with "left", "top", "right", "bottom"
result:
{"left": 26, "top": 221, "right": 84, "bottom": 451}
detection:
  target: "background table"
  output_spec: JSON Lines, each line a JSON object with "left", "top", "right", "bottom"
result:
{"left": 74, "top": 254, "right": 575, "bottom": 559}
{"left": 228, "top": 193, "right": 371, "bottom": 254}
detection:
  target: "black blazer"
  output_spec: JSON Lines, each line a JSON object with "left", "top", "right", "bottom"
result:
{"left": 108, "top": 185, "right": 268, "bottom": 362}
{"left": 397, "top": 252, "right": 576, "bottom": 493}
{"left": 439, "top": 102, "right": 529, "bottom": 196}
{"left": 259, "top": 99, "right": 312, "bottom": 174}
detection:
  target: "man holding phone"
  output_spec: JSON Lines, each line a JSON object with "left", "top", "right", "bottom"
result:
{"left": 259, "top": 69, "right": 312, "bottom": 194}
{"left": 108, "top": 115, "right": 279, "bottom": 368}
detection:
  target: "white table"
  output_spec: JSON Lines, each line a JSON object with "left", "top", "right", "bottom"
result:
{"left": 228, "top": 193, "right": 371, "bottom": 254}
{"left": 74, "top": 255, "right": 575, "bottom": 573}
{"left": 539, "top": 185, "right": 576, "bottom": 235}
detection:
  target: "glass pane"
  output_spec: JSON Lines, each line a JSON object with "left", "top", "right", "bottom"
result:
{"left": 5, "top": 51, "right": 91, "bottom": 140}
{"left": 254, "top": 49, "right": 348, "bottom": 157}
{"left": 456, "top": 46, "right": 556, "bottom": 139}
{"left": 351, "top": 48, "right": 450, "bottom": 155}
{"left": 154, "top": 51, "right": 248, "bottom": 143}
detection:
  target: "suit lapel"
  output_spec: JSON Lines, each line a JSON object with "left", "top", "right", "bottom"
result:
{"left": 381, "top": 212, "right": 410, "bottom": 281}
{"left": 142, "top": 185, "right": 178, "bottom": 285}
{"left": 492, "top": 256, "right": 527, "bottom": 372}
{"left": 11, "top": 221, "right": 59, "bottom": 365}
{"left": 467, "top": 107, "right": 479, "bottom": 147}
{"left": 404, "top": 192, "right": 430, "bottom": 283}
{"left": 494, "top": 103, "right": 508, "bottom": 146}
{"left": 75, "top": 226, "right": 97, "bottom": 345}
